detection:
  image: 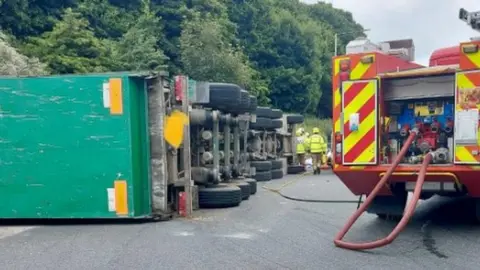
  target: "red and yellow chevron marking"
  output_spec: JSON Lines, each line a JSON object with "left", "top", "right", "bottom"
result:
{"left": 455, "top": 69, "right": 480, "bottom": 164}
{"left": 341, "top": 80, "right": 377, "bottom": 165}
{"left": 459, "top": 41, "right": 480, "bottom": 71}
{"left": 332, "top": 54, "right": 376, "bottom": 136}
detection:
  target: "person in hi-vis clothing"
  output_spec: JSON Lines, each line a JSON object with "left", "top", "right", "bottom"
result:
{"left": 295, "top": 128, "right": 307, "bottom": 166}
{"left": 306, "top": 127, "right": 327, "bottom": 174}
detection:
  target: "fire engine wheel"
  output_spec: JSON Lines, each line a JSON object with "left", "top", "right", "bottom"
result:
{"left": 287, "top": 165, "right": 305, "bottom": 174}
{"left": 230, "top": 180, "right": 251, "bottom": 200}
{"left": 271, "top": 160, "right": 283, "bottom": 170}
{"left": 270, "top": 109, "right": 283, "bottom": 119}
{"left": 206, "top": 83, "right": 242, "bottom": 113}
{"left": 376, "top": 213, "right": 403, "bottom": 221}
{"left": 243, "top": 178, "right": 257, "bottom": 194}
{"left": 255, "top": 106, "right": 272, "bottom": 118}
{"left": 271, "top": 169, "right": 284, "bottom": 180}
{"left": 198, "top": 184, "right": 242, "bottom": 209}
{"left": 286, "top": 114, "right": 304, "bottom": 124}
{"left": 254, "top": 170, "right": 272, "bottom": 182}
{"left": 250, "top": 117, "right": 272, "bottom": 130}
{"left": 250, "top": 160, "right": 272, "bottom": 171}
{"left": 248, "top": 95, "right": 258, "bottom": 112}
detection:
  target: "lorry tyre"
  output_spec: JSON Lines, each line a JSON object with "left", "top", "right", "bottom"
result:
{"left": 271, "top": 169, "right": 283, "bottom": 180}
{"left": 206, "top": 83, "right": 242, "bottom": 113}
{"left": 287, "top": 165, "right": 305, "bottom": 174}
{"left": 198, "top": 184, "right": 242, "bottom": 208}
{"left": 269, "top": 119, "right": 283, "bottom": 129}
{"left": 243, "top": 178, "right": 257, "bottom": 194}
{"left": 254, "top": 170, "right": 272, "bottom": 182}
{"left": 270, "top": 109, "right": 283, "bottom": 119}
{"left": 230, "top": 180, "right": 251, "bottom": 200}
{"left": 231, "top": 90, "right": 250, "bottom": 115}
{"left": 254, "top": 106, "right": 272, "bottom": 118}
{"left": 271, "top": 160, "right": 283, "bottom": 170}
{"left": 248, "top": 95, "right": 258, "bottom": 112}
{"left": 250, "top": 117, "right": 271, "bottom": 130}
{"left": 250, "top": 160, "right": 272, "bottom": 171}
{"left": 286, "top": 115, "right": 304, "bottom": 124}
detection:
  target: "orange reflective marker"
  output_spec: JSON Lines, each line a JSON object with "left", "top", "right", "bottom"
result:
{"left": 164, "top": 110, "right": 189, "bottom": 149}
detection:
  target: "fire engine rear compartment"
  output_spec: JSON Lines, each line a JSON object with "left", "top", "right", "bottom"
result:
{"left": 337, "top": 67, "right": 480, "bottom": 199}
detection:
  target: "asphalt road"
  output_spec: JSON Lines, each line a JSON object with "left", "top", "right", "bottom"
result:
{"left": 1, "top": 171, "right": 480, "bottom": 270}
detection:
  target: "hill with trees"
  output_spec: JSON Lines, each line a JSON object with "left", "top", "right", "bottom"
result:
{"left": 0, "top": 0, "right": 364, "bottom": 117}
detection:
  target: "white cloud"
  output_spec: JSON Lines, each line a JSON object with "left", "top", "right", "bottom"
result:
{"left": 301, "top": 0, "right": 480, "bottom": 66}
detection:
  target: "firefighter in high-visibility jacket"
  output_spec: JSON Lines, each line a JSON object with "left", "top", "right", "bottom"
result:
{"left": 295, "top": 128, "right": 307, "bottom": 166}
{"left": 306, "top": 127, "right": 327, "bottom": 174}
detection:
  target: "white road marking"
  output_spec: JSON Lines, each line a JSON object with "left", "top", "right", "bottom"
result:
{"left": 0, "top": 226, "right": 36, "bottom": 240}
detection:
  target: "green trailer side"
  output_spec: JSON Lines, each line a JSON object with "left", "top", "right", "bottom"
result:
{"left": 0, "top": 72, "right": 169, "bottom": 218}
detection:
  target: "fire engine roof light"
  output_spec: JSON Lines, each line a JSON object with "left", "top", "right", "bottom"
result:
{"left": 462, "top": 44, "right": 479, "bottom": 54}
{"left": 360, "top": 55, "right": 374, "bottom": 64}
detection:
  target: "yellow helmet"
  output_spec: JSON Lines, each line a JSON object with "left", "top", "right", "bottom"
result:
{"left": 312, "top": 127, "right": 320, "bottom": 134}
{"left": 296, "top": 127, "right": 305, "bottom": 136}
{"left": 305, "top": 132, "right": 310, "bottom": 137}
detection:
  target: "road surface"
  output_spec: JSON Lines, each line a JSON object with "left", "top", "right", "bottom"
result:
{"left": 1, "top": 171, "right": 480, "bottom": 269}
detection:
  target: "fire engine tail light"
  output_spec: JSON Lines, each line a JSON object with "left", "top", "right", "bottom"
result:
{"left": 339, "top": 59, "right": 351, "bottom": 81}
{"left": 334, "top": 132, "right": 343, "bottom": 164}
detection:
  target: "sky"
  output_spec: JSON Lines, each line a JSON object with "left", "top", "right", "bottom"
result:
{"left": 300, "top": 0, "right": 480, "bottom": 66}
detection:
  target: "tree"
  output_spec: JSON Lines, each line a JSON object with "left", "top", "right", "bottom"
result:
{"left": 112, "top": 2, "right": 167, "bottom": 71}
{"left": 24, "top": 8, "right": 114, "bottom": 74}
{"left": 179, "top": 13, "right": 254, "bottom": 88}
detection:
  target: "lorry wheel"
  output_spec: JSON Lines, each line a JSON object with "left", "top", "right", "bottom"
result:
{"left": 250, "top": 117, "right": 272, "bottom": 130}
{"left": 248, "top": 95, "right": 258, "bottom": 112}
{"left": 269, "top": 119, "right": 283, "bottom": 129}
{"left": 230, "top": 180, "right": 251, "bottom": 200}
{"left": 286, "top": 115, "right": 304, "bottom": 124}
{"left": 270, "top": 109, "right": 283, "bottom": 119}
{"left": 198, "top": 184, "right": 242, "bottom": 209}
{"left": 271, "top": 169, "right": 284, "bottom": 180}
{"left": 231, "top": 90, "right": 250, "bottom": 115}
{"left": 243, "top": 178, "right": 257, "bottom": 194}
{"left": 250, "top": 160, "right": 272, "bottom": 171}
{"left": 254, "top": 170, "right": 272, "bottom": 182}
{"left": 206, "top": 83, "right": 242, "bottom": 113}
{"left": 254, "top": 107, "right": 272, "bottom": 118}
{"left": 287, "top": 165, "right": 305, "bottom": 174}
{"left": 271, "top": 160, "right": 283, "bottom": 170}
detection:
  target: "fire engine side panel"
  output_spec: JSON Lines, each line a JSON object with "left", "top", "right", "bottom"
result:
{"left": 454, "top": 70, "right": 480, "bottom": 164}
{"left": 459, "top": 41, "right": 480, "bottom": 71}
{"left": 332, "top": 54, "right": 376, "bottom": 168}
{"left": 341, "top": 79, "right": 378, "bottom": 165}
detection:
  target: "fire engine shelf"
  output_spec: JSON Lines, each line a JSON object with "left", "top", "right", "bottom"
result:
{"left": 0, "top": 73, "right": 157, "bottom": 219}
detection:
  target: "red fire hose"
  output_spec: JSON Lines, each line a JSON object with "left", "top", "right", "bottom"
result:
{"left": 334, "top": 130, "right": 433, "bottom": 250}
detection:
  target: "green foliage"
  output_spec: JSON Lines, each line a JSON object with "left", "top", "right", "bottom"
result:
{"left": 24, "top": 8, "right": 114, "bottom": 74}
{"left": 112, "top": 3, "right": 167, "bottom": 71}
{"left": 0, "top": 0, "right": 365, "bottom": 115}
{"left": 179, "top": 13, "right": 254, "bottom": 87}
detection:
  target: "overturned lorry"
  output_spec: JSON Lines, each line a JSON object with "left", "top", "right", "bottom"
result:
{"left": 332, "top": 26, "right": 480, "bottom": 249}
{"left": 0, "top": 71, "right": 305, "bottom": 219}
